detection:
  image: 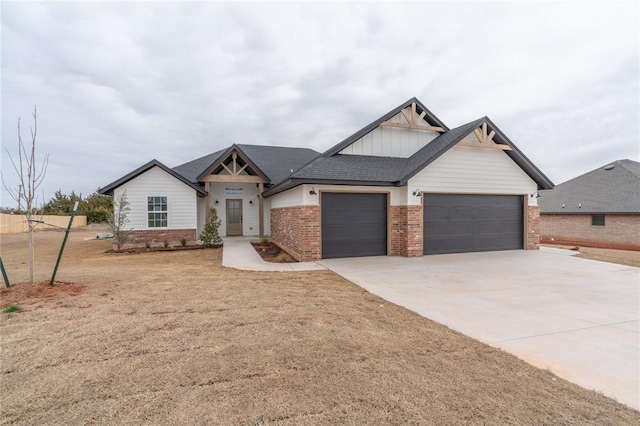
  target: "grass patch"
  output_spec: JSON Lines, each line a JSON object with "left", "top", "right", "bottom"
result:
{"left": 2, "top": 305, "right": 21, "bottom": 314}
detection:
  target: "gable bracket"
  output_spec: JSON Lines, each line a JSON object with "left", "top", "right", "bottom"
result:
{"left": 380, "top": 102, "right": 445, "bottom": 132}
{"left": 460, "top": 122, "right": 511, "bottom": 150}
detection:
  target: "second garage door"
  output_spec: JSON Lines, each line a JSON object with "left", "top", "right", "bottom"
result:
{"left": 322, "top": 193, "right": 387, "bottom": 259}
{"left": 423, "top": 194, "right": 523, "bottom": 255}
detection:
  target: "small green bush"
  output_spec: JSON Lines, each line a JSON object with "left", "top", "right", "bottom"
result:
{"left": 200, "top": 207, "right": 222, "bottom": 246}
{"left": 3, "top": 305, "right": 22, "bottom": 314}
{"left": 163, "top": 240, "right": 169, "bottom": 248}
{"left": 180, "top": 237, "right": 187, "bottom": 246}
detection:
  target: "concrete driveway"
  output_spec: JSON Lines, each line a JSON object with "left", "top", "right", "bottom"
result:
{"left": 319, "top": 248, "right": 639, "bottom": 409}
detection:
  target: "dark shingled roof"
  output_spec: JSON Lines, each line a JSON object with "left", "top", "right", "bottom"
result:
{"left": 100, "top": 97, "right": 554, "bottom": 199}
{"left": 237, "top": 144, "right": 320, "bottom": 186}
{"left": 539, "top": 159, "right": 640, "bottom": 214}
{"left": 263, "top": 116, "right": 554, "bottom": 197}
{"left": 172, "top": 149, "right": 226, "bottom": 184}
{"left": 172, "top": 144, "right": 320, "bottom": 187}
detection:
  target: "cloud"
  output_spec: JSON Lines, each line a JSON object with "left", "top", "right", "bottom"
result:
{"left": 1, "top": 1, "right": 638, "bottom": 205}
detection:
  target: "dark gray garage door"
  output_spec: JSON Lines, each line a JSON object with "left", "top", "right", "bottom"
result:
{"left": 322, "top": 193, "right": 387, "bottom": 259}
{"left": 423, "top": 194, "right": 523, "bottom": 255}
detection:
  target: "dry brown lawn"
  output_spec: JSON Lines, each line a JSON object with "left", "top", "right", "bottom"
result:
{"left": 1, "top": 228, "right": 638, "bottom": 425}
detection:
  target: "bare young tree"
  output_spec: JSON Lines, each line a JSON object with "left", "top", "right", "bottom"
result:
{"left": 2, "top": 106, "right": 49, "bottom": 284}
{"left": 108, "top": 191, "right": 131, "bottom": 251}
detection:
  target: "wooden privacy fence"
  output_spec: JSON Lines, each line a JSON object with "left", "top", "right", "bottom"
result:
{"left": 0, "top": 214, "right": 87, "bottom": 234}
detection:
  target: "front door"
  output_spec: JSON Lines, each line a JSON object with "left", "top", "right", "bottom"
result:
{"left": 226, "top": 199, "right": 243, "bottom": 236}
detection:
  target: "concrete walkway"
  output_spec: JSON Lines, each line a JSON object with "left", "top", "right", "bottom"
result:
{"left": 221, "top": 237, "right": 326, "bottom": 271}
{"left": 319, "top": 249, "right": 640, "bottom": 409}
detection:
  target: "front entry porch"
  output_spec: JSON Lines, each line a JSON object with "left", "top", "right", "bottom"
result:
{"left": 198, "top": 147, "right": 269, "bottom": 238}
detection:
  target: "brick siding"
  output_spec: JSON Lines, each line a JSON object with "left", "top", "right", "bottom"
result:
{"left": 527, "top": 205, "right": 540, "bottom": 250}
{"left": 541, "top": 214, "right": 640, "bottom": 250}
{"left": 121, "top": 228, "right": 197, "bottom": 248}
{"left": 390, "top": 205, "right": 423, "bottom": 256}
{"left": 270, "top": 206, "right": 321, "bottom": 261}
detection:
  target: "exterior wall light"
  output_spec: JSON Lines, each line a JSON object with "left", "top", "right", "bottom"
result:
{"left": 413, "top": 189, "right": 422, "bottom": 197}
{"left": 215, "top": 200, "right": 219, "bottom": 204}
{"left": 309, "top": 188, "right": 317, "bottom": 195}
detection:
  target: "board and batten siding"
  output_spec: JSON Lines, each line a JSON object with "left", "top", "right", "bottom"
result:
{"left": 407, "top": 145, "right": 538, "bottom": 206}
{"left": 339, "top": 108, "right": 439, "bottom": 158}
{"left": 113, "top": 166, "right": 198, "bottom": 231}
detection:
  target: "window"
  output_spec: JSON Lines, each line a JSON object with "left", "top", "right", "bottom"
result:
{"left": 591, "top": 214, "right": 605, "bottom": 227}
{"left": 148, "top": 196, "right": 167, "bottom": 227}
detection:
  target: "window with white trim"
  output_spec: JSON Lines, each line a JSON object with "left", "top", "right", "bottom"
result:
{"left": 148, "top": 196, "right": 167, "bottom": 227}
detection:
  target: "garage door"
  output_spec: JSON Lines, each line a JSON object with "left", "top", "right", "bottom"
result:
{"left": 322, "top": 193, "right": 387, "bottom": 259}
{"left": 423, "top": 194, "right": 523, "bottom": 255}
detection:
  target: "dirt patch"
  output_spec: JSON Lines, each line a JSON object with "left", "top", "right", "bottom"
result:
{"left": 544, "top": 244, "right": 640, "bottom": 267}
{"left": 1, "top": 228, "right": 638, "bottom": 425}
{"left": 0, "top": 281, "right": 85, "bottom": 309}
{"left": 251, "top": 241, "right": 297, "bottom": 263}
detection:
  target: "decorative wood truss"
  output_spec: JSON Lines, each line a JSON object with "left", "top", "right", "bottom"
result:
{"left": 201, "top": 150, "right": 268, "bottom": 183}
{"left": 201, "top": 148, "right": 267, "bottom": 237}
{"left": 380, "top": 102, "right": 445, "bottom": 132}
{"left": 457, "top": 122, "right": 512, "bottom": 151}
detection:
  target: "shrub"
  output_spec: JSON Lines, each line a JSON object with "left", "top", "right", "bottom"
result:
{"left": 200, "top": 207, "right": 222, "bottom": 246}
{"left": 163, "top": 240, "right": 169, "bottom": 248}
{"left": 180, "top": 237, "right": 187, "bottom": 246}
{"left": 86, "top": 207, "right": 111, "bottom": 224}
{"left": 145, "top": 241, "right": 151, "bottom": 249}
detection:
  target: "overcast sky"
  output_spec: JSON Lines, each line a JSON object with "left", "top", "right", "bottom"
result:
{"left": 1, "top": 1, "right": 638, "bottom": 207}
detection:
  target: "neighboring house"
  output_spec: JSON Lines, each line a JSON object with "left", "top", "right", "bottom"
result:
{"left": 99, "top": 97, "right": 553, "bottom": 261}
{"left": 539, "top": 159, "right": 640, "bottom": 250}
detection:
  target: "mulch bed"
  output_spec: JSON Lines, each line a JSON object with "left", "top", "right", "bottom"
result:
{"left": 251, "top": 242, "right": 297, "bottom": 263}
{"left": 106, "top": 244, "right": 222, "bottom": 255}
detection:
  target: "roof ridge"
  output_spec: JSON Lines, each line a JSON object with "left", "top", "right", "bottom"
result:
{"left": 236, "top": 143, "right": 318, "bottom": 151}
{"left": 615, "top": 159, "right": 640, "bottom": 178}
{"left": 557, "top": 159, "right": 640, "bottom": 187}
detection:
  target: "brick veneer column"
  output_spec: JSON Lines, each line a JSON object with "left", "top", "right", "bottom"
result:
{"left": 527, "top": 205, "right": 540, "bottom": 250}
{"left": 271, "top": 206, "right": 321, "bottom": 261}
{"left": 390, "top": 205, "right": 423, "bottom": 257}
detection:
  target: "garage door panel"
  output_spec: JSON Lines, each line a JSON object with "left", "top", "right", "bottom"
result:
{"left": 424, "top": 194, "right": 523, "bottom": 255}
{"left": 322, "top": 193, "right": 387, "bottom": 259}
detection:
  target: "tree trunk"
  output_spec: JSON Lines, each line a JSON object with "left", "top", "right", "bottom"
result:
{"left": 27, "top": 224, "right": 34, "bottom": 284}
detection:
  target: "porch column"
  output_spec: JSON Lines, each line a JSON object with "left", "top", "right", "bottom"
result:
{"left": 205, "top": 182, "right": 211, "bottom": 224}
{"left": 258, "top": 182, "right": 264, "bottom": 238}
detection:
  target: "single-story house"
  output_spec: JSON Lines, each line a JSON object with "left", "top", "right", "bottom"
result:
{"left": 539, "top": 159, "right": 640, "bottom": 250}
{"left": 99, "top": 97, "right": 554, "bottom": 261}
